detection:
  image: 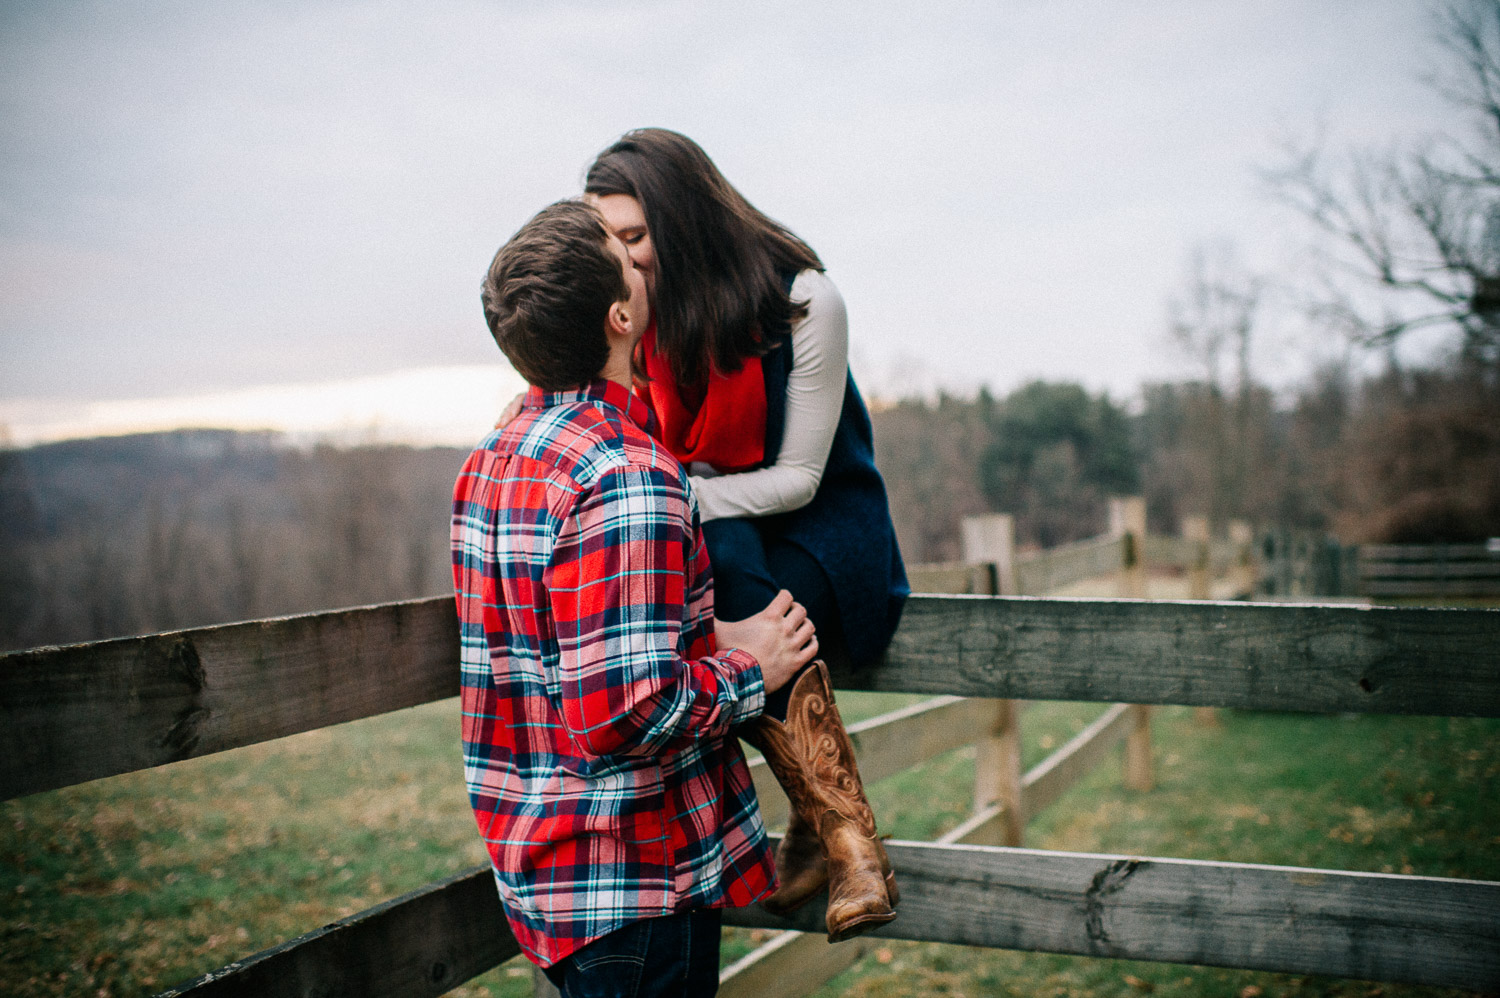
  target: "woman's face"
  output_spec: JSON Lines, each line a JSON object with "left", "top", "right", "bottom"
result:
{"left": 591, "top": 194, "right": 657, "bottom": 305}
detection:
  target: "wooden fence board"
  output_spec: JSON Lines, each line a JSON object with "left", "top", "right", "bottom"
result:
{"left": 718, "top": 929, "right": 872, "bottom": 998}
{"left": 1143, "top": 534, "right": 1194, "bottom": 568}
{"left": 843, "top": 695, "right": 990, "bottom": 785}
{"left": 1361, "top": 543, "right": 1495, "bottom": 561}
{"left": 10, "top": 594, "right": 1500, "bottom": 799}
{"left": 722, "top": 841, "right": 1500, "bottom": 991}
{"left": 907, "top": 562, "right": 990, "bottom": 595}
{"left": 941, "top": 702, "right": 1134, "bottom": 848}
{"left": 1, "top": 598, "right": 458, "bottom": 800}
{"left": 158, "top": 865, "right": 515, "bottom": 998}
{"left": 1359, "top": 561, "right": 1500, "bottom": 579}
{"left": 1016, "top": 536, "right": 1124, "bottom": 595}
{"left": 1023, "top": 703, "right": 1134, "bottom": 815}
{"left": 940, "top": 801, "right": 1010, "bottom": 846}
{"left": 1363, "top": 579, "right": 1500, "bottom": 596}
{"left": 837, "top": 595, "right": 1500, "bottom": 718}
{"left": 1141, "top": 535, "right": 1242, "bottom": 577}
{"left": 170, "top": 843, "right": 1500, "bottom": 995}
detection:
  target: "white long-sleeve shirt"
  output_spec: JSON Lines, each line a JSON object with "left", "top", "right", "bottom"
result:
{"left": 689, "top": 269, "right": 848, "bottom": 522}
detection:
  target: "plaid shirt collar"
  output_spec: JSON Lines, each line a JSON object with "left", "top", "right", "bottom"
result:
{"left": 524, "top": 378, "right": 658, "bottom": 439}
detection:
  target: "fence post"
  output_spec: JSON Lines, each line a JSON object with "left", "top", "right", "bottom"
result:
{"left": 960, "top": 514, "right": 1023, "bottom": 846}
{"left": 1108, "top": 497, "right": 1147, "bottom": 599}
{"left": 973, "top": 698, "right": 1024, "bottom": 845}
{"left": 1184, "top": 515, "right": 1210, "bottom": 600}
{"left": 1183, "top": 515, "right": 1218, "bottom": 728}
{"left": 961, "top": 514, "right": 1018, "bottom": 596}
{"left": 1228, "top": 519, "right": 1255, "bottom": 599}
{"left": 1109, "top": 498, "right": 1153, "bottom": 790}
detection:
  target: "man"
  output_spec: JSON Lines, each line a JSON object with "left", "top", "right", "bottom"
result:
{"left": 453, "top": 200, "right": 818, "bottom": 996}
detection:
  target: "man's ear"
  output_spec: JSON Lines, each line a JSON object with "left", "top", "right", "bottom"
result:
{"left": 604, "top": 298, "right": 631, "bottom": 342}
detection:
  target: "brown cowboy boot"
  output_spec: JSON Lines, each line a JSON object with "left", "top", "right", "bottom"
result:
{"left": 758, "top": 808, "right": 826, "bottom": 916}
{"left": 758, "top": 793, "right": 902, "bottom": 919}
{"left": 745, "top": 660, "right": 898, "bottom": 942}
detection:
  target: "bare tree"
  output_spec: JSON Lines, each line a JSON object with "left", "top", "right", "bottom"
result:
{"left": 1163, "top": 240, "right": 1267, "bottom": 524}
{"left": 1266, "top": 0, "right": 1500, "bottom": 370}
{"left": 1169, "top": 240, "right": 1263, "bottom": 395}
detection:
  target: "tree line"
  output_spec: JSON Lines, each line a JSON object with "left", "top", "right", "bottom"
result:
{"left": 0, "top": 431, "right": 462, "bottom": 653}
{"left": 874, "top": 363, "right": 1499, "bottom": 567}
{"left": 4, "top": 351, "right": 1496, "bottom": 655}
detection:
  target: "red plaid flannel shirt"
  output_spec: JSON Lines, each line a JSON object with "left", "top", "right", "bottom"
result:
{"left": 452, "top": 378, "right": 775, "bottom": 967}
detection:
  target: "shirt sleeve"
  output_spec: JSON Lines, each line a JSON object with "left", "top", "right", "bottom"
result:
{"left": 544, "top": 462, "right": 766, "bottom": 759}
{"left": 692, "top": 269, "right": 848, "bottom": 521}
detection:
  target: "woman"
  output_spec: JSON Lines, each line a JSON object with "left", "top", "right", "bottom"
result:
{"left": 583, "top": 129, "right": 909, "bottom": 943}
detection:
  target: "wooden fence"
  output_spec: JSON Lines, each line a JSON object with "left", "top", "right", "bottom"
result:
{"left": 1257, "top": 528, "right": 1361, "bottom": 599}
{"left": 1357, "top": 541, "right": 1500, "bottom": 598}
{"left": 3, "top": 504, "right": 1498, "bottom": 995}
{"left": 1257, "top": 533, "right": 1500, "bottom": 601}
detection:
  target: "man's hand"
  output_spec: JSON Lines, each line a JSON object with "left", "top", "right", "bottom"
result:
{"left": 493, "top": 392, "right": 525, "bottom": 430}
{"left": 715, "top": 590, "right": 817, "bottom": 694}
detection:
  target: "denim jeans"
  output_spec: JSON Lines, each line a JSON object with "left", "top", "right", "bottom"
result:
{"left": 542, "top": 909, "right": 723, "bottom": 997}
{"left": 701, "top": 517, "right": 848, "bottom": 719}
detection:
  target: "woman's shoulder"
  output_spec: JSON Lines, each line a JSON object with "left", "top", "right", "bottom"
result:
{"left": 790, "top": 267, "right": 840, "bottom": 302}
{"left": 789, "top": 269, "right": 846, "bottom": 329}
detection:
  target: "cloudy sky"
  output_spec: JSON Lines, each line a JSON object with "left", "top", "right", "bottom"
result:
{"left": 0, "top": 1, "right": 1461, "bottom": 445}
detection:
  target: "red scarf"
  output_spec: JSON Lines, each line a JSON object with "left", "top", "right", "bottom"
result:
{"left": 635, "top": 323, "right": 767, "bottom": 473}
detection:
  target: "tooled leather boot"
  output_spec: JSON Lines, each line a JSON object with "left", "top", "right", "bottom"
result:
{"left": 758, "top": 809, "right": 826, "bottom": 916}
{"left": 745, "top": 660, "right": 898, "bottom": 942}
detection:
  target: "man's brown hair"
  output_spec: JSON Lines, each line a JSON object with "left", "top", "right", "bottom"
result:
{"left": 481, "top": 200, "right": 628, "bottom": 391}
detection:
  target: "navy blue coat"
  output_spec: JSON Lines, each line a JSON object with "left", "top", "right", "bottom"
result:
{"left": 754, "top": 319, "right": 909, "bottom": 667}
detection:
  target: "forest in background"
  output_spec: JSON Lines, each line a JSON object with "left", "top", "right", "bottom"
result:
{"left": 0, "top": 431, "right": 463, "bottom": 654}
{"left": 4, "top": 1, "right": 1498, "bottom": 652}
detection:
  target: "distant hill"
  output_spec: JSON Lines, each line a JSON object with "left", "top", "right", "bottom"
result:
{"left": 1, "top": 430, "right": 469, "bottom": 652}
{"left": 5, "top": 429, "right": 288, "bottom": 540}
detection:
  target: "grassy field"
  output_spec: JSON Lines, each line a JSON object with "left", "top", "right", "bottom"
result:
{"left": 805, "top": 703, "right": 1499, "bottom": 998}
{"left": 2, "top": 693, "right": 1496, "bottom": 997}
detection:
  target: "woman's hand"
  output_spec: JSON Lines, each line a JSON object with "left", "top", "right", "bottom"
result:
{"left": 715, "top": 590, "right": 817, "bottom": 694}
{"left": 493, "top": 392, "right": 524, "bottom": 430}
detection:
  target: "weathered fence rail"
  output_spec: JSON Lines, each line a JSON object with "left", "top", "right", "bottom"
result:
{"left": 17, "top": 572, "right": 1496, "bottom": 804}
{"left": 863, "top": 595, "right": 1499, "bottom": 714}
{"left": 1257, "top": 534, "right": 1500, "bottom": 600}
{"left": 153, "top": 839, "right": 1500, "bottom": 997}
{"left": 1359, "top": 541, "right": 1500, "bottom": 597}
{"left": 910, "top": 507, "right": 1259, "bottom": 602}
{"left": 1015, "top": 533, "right": 1126, "bottom": 596}
{"left": 0, "top": 597, "right": 458, "bottom": 800}
{"left": 5, "top": 592, "right": 1499, "bottom": 994}
{"left": 155, "top": 866, "right": 519, "bottom": 998}
{"left": 725, "top": 841, "right": 1498, "bottom": 991}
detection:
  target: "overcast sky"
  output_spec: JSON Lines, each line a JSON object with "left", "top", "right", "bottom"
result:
{"left": 0, "top": 1, "right": 1462, "bottom": 444}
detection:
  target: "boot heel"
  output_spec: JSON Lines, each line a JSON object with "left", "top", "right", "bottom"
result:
{"left": 743, "top": 661, "right": 901, "bottom": 944}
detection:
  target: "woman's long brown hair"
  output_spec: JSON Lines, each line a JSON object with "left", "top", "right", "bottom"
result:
{"left": 584, "top": 129, "right": 822, "bottom": 398}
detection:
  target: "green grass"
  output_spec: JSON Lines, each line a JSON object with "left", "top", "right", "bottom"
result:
{"left": 2, "top": 696, "right": 1495, "bottom": 997}
{"left": 1, "top": 701, "right": 500, "bottom": 997}
{"left": 810, "top": 701, "right": 1500, "bottom": 998}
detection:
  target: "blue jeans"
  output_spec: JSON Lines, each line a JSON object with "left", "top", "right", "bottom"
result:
{"left": 702, "top": 517, "right": 847, "bottom": 719}
{"left": 542, "top": 909, "right": 723, "bottom": 997}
